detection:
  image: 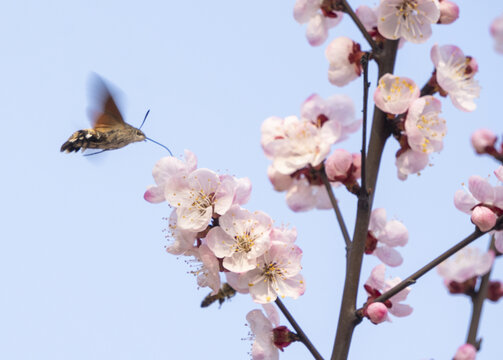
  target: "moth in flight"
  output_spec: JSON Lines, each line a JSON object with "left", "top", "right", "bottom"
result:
{"left": 61, "top": 75, "right": 171, "bottom": 155}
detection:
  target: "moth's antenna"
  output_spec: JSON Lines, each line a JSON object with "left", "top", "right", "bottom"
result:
{"left": 146, "top": 137, "right": 173, "bottom": 156}
{"left": 139, "top": 109, "right": 150, "bottom": 130}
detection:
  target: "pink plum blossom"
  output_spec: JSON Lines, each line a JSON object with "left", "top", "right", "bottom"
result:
{"left": 366, "top": 208, "right": 408, "bottom": 267}
{"left": 490, "top": 14, "right": 503, "bottom": 54}
{"left": 471, "top": 129, "right": 497, "bottom": 155}
{"left": 234, "top": 239, "right": 305, "bottom": 304}
{"left": 377, "top": 0, "right": 440, "bottom": 44}
{"left": 405, "top": 96, "right": 447, "bottom": 154}
{"left": 325, "top": 37, "right": 363, "bottom": 87}
{"left": 374, "top": 73, "right": 420, "bottom": 115}
{"left": 453, "top": 343, "right": 477, "bottom": 360}
{"left": 246, "top": 304, "right": 296, "bottom": 360}
{"left": 164, "top": 168, "right": 236, "bottom": 232}
{"left": 293, "top": 0, "right": 343, "bottom": 46}
{"left": 454, "top": 175, "right": 503, "bottom": 232}
{"left": 144, "top": 150, "right": 197, "bottom": 203}
{"left": 365, "top": 264, "right": 413, "bottom": 318}
{"left": 437, "top": 0, "right": 459, "bottom": 24}
{"left": 431, "top": 44, "right": 480, "bottom": 112}
{"left": 437, "top": 247, "right": 494, "bottom": 285}
{"left": 395, "top": 148, "right": 429, "bottom": 180}
{"left": 206, "top": 206, "right": 273, "bottom": 272}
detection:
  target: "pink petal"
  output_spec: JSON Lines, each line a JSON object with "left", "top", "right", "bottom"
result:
{"left": 375, "top": 246, "right": 403, "bottom": 267}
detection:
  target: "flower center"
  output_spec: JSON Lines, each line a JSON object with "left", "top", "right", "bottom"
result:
{"left": 233, "top": 231, "right": 255, "bottom": 253}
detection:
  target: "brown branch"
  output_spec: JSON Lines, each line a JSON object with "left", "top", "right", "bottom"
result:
{"left": 320, "top": 170, "right": 351, "bottom": 249}
{"left": 330, "top": 39, "right": 399, "bottom": 360}
{"left": 466, "top": 236, "right": 496, "bottom": 349}
{"left": 371, "top": 228, "right": 484, "bottom": 304}
{"left": 275, "top": 298, "right": 324, "bottom": 360}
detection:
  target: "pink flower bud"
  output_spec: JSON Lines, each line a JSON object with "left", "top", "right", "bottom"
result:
{"left": 325, "top": 149, "right": 352, "bottom": 181}
{"left": 487, "top": 281, "right": 503, "bottom": 302}
{"left": 366, "top": 302, "right": 388, "bottom": 324}
{"left": 471, "top": 129, "right": 497, "bottom": 154}
{"left": 471, "top": 206, "right": 497, "bottom": 232}
{"left": 438, "top": 0, "right": 459, "bottom": 24}
{"left": 453, "top": 343, "right": 477, "bottom": 360}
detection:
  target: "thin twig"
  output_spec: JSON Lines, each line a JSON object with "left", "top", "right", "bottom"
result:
{"left": 360, "top": 52, "right": 370, "bottom": 194}
{"left": 372, "top": 228, "right": 485, "bottom": 304}
{"left": 336, "top": 0, "right": 379, "bottom": 52}
{"left": 466, "top": 236, "right": 496, "bottom": 348}
{"left": 275, "top": 298, "right": 324, "bottom": 360}
{"left": 320, "top": 170, "right": 351, "bottom": 249}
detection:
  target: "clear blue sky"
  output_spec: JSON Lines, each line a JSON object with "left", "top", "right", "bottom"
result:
{"left": 1, "top": 1, "right": 502, "bottom": 359}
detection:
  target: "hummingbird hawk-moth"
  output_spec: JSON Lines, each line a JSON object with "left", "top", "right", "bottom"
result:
{"left": 61, "top": 75, "right": 148, "bottom": 154}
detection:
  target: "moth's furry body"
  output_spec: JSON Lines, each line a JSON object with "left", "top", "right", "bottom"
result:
{"left": 61, "top": 75, "right": 146, "bottom": 154}
{"left": 61, "top": 126, "right": 145, "bottom": 153}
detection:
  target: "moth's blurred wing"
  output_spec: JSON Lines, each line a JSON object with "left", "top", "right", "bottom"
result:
{"left": 88, "top": 74, "right": 126, "bottom": 131}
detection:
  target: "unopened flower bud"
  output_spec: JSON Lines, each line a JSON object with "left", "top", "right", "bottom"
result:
{"left": 471, "top": 206, "right": 497, "bottom": 232}
{"left": 453, "top": 343, "right": 476, "bottom": 360}
{"left": 471, "top": 129, "right": 497, "bottom": 154}
{"left": 438, "top": 0, "right": 459, "bottom": 24}
{"left": 366, "top": 302, "right": 388, "bottom": 324}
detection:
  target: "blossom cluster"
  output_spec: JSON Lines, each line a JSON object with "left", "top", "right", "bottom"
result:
{"left": 144, "top": 150, "right": 305, "bottom": 304}
{"left": 373, "top": 41, "right": 481, "bottom": 180}
{"left": 261, "top": 93, "right": 361, "bottom": 212}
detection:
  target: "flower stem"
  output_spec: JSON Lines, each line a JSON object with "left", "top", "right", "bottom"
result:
{"left": 320, "top": 170, "right": 351, "bottom": 249}
{"left": 275, "top": 298, "right": 324, "bottom": 360}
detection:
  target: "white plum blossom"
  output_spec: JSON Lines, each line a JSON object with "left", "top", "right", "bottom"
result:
{"left": 431, "top": 44, "right": 480, "bottom": 112}
{"left": 165, "top": 210, "right": 198, "bottom": 256}
{"left": 293, "top": 0, "right": 343, "bottom": 46}
{"left": 365, "top": 264, "right": 413, "bottom": 318}
{"left": 367, "top": 208, "right": 409, "bottom": 267}
{"left": 261, "top": 115, "right": 341, "bottom": 175}
{"left": 395, "top": 148, "right": 430, "bottom": 181}
{"left": 246, "top": 304, "right": 296, "bottom": 360}
{"left": 437, "top": 247, "right": 494, "bottom": 285}
{"left": 206, "top": 206, "right": 273, "bottom": 272}
{"left": 190, "top": 243, "right": 222, "bottom": 295}
{"left": 144, "top": 150, "right": 197, "bottom": 203}
{"left": 234, "top": 238, "right": 305, "bottom": 304}
{"left": 490, "top": 13, "right": 503, "bottom": 54}
{"left": 454, "top": 175, "right": 503, "bottom": 232}
{"left": 374, "top": 73, "right": 420, "bottom": 115}
{"left": 325, "top": 37, "right": 363, "bottom": 87}
{"left": 285, "top": 179, "right": 332, "bottom": 212}
{"left": 300, "top": 93, "right": 361, "bottom": 143}
{"left": 377, "top": 0, "right": 440, "bottom": 44}
{"left": 405, "top": 96, "right": 447, "bottom": 154}
{"left": 164, "top": 168, "right": 236, "bottom": 232}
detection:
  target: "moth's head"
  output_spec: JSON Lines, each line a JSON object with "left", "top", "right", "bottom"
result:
{"left": 135, "top": 128, "right": 147, "bottom": 142}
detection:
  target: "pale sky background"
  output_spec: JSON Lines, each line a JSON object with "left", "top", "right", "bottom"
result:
{"left": 1, "top": 1, "right": 502, "bottom": 359}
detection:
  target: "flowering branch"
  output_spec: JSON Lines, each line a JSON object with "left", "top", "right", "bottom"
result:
{"left": 466, "top": 237, "right": 496, "bottom": 349}
{"left": 371, "top": 227, "right": 490, "bottom": 305}
{"left": 322, "top": 0, "right": 378, "bottom": 52}
{"left": 360, "top": 52, "right": 370, "bottom": 194}
{"left": 331, "top": 39, "right": 399, "bottom": 360}
{"left": 275, "top": 298, "right": 324, "bottom": 360}
{"left": 320, "top": 169, "right": 351, "bottom": 249}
